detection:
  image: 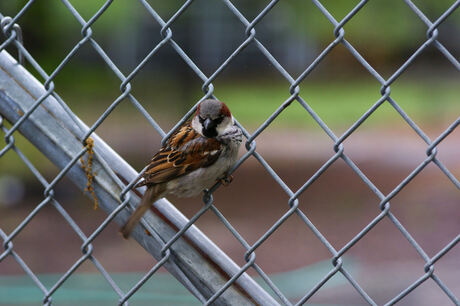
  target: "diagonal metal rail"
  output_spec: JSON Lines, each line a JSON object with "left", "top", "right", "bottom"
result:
{"left": 0, "top": 50, "right": 276, "bottom": 306}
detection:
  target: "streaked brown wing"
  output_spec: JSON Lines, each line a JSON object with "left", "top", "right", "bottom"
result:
{"left": 136, "top": 122, "right": 222, "bottom": 187}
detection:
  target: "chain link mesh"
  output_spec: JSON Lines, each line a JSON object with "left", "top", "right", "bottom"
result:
{"left": 0, "top": 0, "right": 459, "bottom": 305}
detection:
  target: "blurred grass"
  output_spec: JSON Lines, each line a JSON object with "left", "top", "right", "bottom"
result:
{"left": 51, "top": 66, "right": 459, "bottom": 129}
{"left": 1, "top": 75, "right": 458, "bottom": 176}
{"left": 218, "top": 78, "right": 459, "bottom": 129}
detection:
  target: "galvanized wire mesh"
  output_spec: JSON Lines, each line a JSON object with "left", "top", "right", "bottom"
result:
{"left": 0, "top": 0, "right": 459, "bottom": 305}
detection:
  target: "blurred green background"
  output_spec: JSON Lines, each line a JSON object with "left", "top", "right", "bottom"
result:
{"left": 0, "top": 0, "right": 458, "bottom": 176}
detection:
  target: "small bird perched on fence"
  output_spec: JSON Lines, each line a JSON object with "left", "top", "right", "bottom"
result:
{"left": 120, "top": 99, "right": 242, "bottom": 238}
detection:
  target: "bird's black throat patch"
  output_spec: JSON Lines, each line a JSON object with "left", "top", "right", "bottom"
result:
{"left": 203, "top": 126, "right": 217, "bottom": 138}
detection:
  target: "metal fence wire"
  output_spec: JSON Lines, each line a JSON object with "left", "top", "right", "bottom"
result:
{"left": 0, "top": 0, "right": 459, "bottom": 305}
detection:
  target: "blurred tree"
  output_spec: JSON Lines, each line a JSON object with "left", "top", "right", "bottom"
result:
{"left": 1, "top": 0, "right": 458, "bottom": 75}
{"left": 288, "top": 0, "right": 459, "bottom": 57}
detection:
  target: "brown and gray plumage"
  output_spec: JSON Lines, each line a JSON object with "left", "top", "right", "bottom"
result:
{"left": 120, "top": 99, "right": 242, "bottom": 238}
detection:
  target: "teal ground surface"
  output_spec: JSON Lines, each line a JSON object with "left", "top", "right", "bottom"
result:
{"left": 0, "top": 258, "right": 355, "bottom": 305}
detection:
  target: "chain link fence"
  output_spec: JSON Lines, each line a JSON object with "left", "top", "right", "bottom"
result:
{"left": 0, "top": 0, "right": 459, "bottom": 305}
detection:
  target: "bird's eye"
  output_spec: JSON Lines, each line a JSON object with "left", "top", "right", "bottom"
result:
{"left": 214, "top": 116, "right": 224, "bottom": 124}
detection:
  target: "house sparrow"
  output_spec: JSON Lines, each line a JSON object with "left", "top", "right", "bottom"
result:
{"left": 120, "top": 99, "right": 242, "bottom": 238}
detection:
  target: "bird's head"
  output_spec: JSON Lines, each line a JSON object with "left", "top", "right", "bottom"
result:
{"left": 192, "top": 99, "right": 234, "bottom": 138}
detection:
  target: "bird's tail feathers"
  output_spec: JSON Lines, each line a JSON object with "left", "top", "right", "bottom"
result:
{"left": 120, "top": 184, "right": 164, "bottom": 239}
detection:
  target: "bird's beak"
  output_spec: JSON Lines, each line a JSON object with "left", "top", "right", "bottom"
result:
{"left": 203, "top": 118, "right": 215, "bottom": 131}
{"left": 202, "top": 118, "right": 218, "bottom": 138}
